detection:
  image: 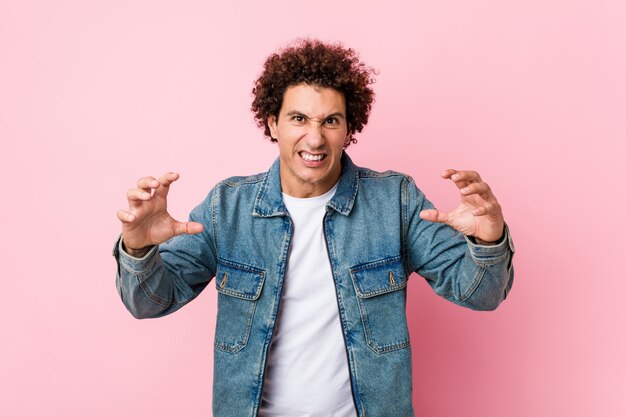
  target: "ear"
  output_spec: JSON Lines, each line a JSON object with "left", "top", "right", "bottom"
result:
{"left": 343, "top": 125, "right": 351, "bottom": 147}
{"left": 268, "top": 115, "right": 278, "bottom": 139}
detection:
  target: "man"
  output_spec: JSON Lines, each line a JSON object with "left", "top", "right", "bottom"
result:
{"left": 114, "top": 39, "right": 514, "bottom": 417}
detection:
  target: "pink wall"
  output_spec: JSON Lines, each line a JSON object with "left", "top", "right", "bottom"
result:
{"left": 1, "top": 1, "right": 624, "bottom": 416}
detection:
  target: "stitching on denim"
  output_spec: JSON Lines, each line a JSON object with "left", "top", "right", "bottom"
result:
{"left": 217, "top": 257, "right": 265, "bottom": 273}
{"left": 322, "top": 211, "right": 369, "bottom": 402}
{"left": 210, "top": 188, "right": 218, "bottom": 261}
{"left": 350, "top": 165, "right": 360, "bottom": 211}
{"left": 251, "top": 172, "right": 287, "bottom": 217}
{"left": 357, "top": 168, "right": 409, "bottom": 180}
{"left": 220, "top": 172, "right": 265, "bottom": 187}
{"left": 460, "top": 266, "right": 487, "bottom": 302}
{"left": 252, "top": 171, "right": 269, "bottom": 215}
{"left": 466, "top": 226, "right": 513, "bottom": 267}
{"left": 351, "top": 262, "right": 411, "bottom": 354}
{"left": 214, "top": 294, "right": 257, "bottom": 354}
{"left": 354, "top": 280, "right": 407, "bottom": 298}
{"left": 350, "top": 256, "right": 408, "bottom": 299}
{"left": 215, "top": 261, "right": 266, "bottom": 301}
{"left": 356, "top": 289, "right": 411, "bottom": 354}
{"left": 468, "top": 251, "right": 509, "bottom": 268}
{"left": 120, "top": 253, "right": 157, "bottom": 275}
{"left": 351, "top": 255, "right": 403, "bottom": 272}
{"left": 327, "top": 164, "right": 359, "bottom": 215}
{"left": 137, "top": 275, "right": 171, "bottom": 307}
{"left": 368, "top": 339, "right": 411, "bottom": 354}
{"left": 401, "top": 177, "right": 410, "bottom": 278}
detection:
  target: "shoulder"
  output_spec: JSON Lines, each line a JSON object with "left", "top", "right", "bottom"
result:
{"left": 217, "top": 171, "right": 267, "bottom": 188}
{"left": 354, "top": 164, "right": 426, "bottom": 204}
{"left": 356, "top": 165, "right": 414, "bottom": 185}
{"left": 206, "top": 171, "right": 268, "bottom": 197}
{"left": 195, "top": 171, "right": 267, "bottom": 206}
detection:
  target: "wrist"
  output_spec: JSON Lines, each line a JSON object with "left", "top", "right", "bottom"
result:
{"left": 473, "top": 232, "right": 505, "bottom": 246}
{"left": 122, "top": 240, "right": 152, "bottom": 258}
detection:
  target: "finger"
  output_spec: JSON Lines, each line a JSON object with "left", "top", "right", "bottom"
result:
{"left": 441, "top": 169, "right": 458, "bottom": 179}
{"left": 154, "top": 172, "right": 180, "bottom": 199}
{"left": 117, "top": 209, "right": 136, "bottom": 223}
{"left": 460, "top": 182, "right": 491, "bottom": 197}
{"left": 127, "top": 188, "right": 153, "bottom": 208}
{"left": 137, "top": 176, "right": 161, "bottom": 193}
{"left": 445, "top": 170, "right": 482, "bottom": 190}
{"left": 419, "top": 209, "right": 450, "bottom": 224}
{"left": 451, "top": 170, "right": 481, "bottom": 183}
{"left": 472, "top": 201, "right": 501, "bottom": 216}
{"left": 173, "top": 221, "right": 204, "bottom": 236}
{"left": 441, "top": 169, "right": 468, "bottom": 189}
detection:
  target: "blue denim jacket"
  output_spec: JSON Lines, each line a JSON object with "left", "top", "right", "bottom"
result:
{"left": 114, "top": 152, "right": 514, "bottom": 417}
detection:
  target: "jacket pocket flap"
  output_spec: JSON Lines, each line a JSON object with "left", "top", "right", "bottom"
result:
{"left": 215, "top": 260, "right": 265, "bottom": 300}
{"left": 350, "top": 256, "right": 407, "bottom": 298}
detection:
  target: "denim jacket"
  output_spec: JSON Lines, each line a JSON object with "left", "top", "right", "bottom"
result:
{"left": 114, "top": 152, "right": 514, "bottom": 417}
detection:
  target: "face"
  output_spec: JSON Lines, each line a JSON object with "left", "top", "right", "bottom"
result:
{"left": 268, "top": 83, "right": 349, "bottom": 198}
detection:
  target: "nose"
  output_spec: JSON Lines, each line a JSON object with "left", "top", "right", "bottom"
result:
{"left": 305, "top": 122, "right": 325, "bottom": 148}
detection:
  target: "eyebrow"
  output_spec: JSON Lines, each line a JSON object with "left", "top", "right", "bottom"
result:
{"left": 285, "top": 110, "right": 346, "bottom": 120}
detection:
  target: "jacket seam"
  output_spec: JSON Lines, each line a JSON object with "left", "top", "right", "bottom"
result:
{"left": 120, "top": 253, "right": 158, "bottom": 275}
{"left": 214, "top": 298, "right": 257, "bottom": 354}
{"left": 211, "top": 186, "right": 218, "bottom": 263}
{"left": 468, "top": 251, "right": 509, "bottom": 267}
{"left": 137, "top": 275, "right": 171, "bottom": 307}
{"left": 401, "top": 177, "right": 410, "bottom": 278}
{"left": 218, "top": 173, "right": 266, "bottom": 187}
{"left": 357, "top": 168, "right": 411, "bottom": 180}
{"left": 460, "top": 266, "right": 488, "bottom": 302}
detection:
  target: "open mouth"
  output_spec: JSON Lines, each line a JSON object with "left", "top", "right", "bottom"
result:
{"left": 299, "top": 151, "right": 326, "bottom": 162}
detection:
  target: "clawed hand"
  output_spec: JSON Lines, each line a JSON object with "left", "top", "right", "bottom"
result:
{"left": 117, "top": 172, "right": 204, "bottom": 253}
{"left": 419, "top": 169, "right": 504, "bottom": 243}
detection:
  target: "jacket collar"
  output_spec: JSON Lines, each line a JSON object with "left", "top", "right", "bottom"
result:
{"left": 252, "top": 152, "right": 359, "bottom": 217}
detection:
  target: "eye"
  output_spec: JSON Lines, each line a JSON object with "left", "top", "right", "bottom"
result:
{"left": 292, "top": 115, "right": 305, "bottom": 123}
{"left": 325, "top": 117, "right": 338, "bottom": 125}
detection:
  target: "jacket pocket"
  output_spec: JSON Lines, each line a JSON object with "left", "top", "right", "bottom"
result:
{"left": 350, "top": 256, "right": 410, "bottom": 354}
{"left": 214, "top": 258, "right": 266, "bottom": 353}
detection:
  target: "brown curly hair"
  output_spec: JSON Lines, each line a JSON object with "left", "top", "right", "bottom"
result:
{"left": 251, "top": 39, "right": 377, "bottom": 147}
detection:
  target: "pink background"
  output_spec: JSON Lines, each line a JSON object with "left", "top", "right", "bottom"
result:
{"left": 1, "top": 1, "right": 625, "bottom": 416}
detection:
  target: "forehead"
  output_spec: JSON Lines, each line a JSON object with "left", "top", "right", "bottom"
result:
{"left": 280, "top": 83, "right": 346, "bottom": 115}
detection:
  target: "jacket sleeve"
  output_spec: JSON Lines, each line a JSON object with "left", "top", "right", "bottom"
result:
{"left": 113, "top": 190, "right": 218, "bottom": 319}
{"left": 403, "top": 177, "right": 515, "bottom": 311}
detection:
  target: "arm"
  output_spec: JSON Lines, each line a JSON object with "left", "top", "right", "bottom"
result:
{"left": 113, "top": 173, "right": 217, "bottom": 319}
{"left": 404, "top": 173, "right": 514, "bottom": 311}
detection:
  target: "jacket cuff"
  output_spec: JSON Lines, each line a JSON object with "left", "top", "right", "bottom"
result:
{"left": 112, "top": 234, "right": 159, "bottom": 274}
{"left": 464, "top": 223, "right": 514, "bottom": 263}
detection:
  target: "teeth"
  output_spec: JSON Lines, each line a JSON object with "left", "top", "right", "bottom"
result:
{"left": 301, "top": 152, "right": 324, "bottom": 162}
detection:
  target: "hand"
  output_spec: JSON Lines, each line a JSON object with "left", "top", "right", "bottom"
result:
{"left": 117, "top": 172, "right": 204, "bottom": 253}
{"left": 419, "top": 169, "right": 504, "bottom": 242}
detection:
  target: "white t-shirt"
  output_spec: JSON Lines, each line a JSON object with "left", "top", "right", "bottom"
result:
{"left": 258, "top": 184, "right": 357, "bottom": 417}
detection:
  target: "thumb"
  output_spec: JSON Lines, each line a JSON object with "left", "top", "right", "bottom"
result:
{"left": 173, "top": 221, "right": 204, "bottom": 236}
{"left": 419, "top": 209, "right": 449, "bottom": 224}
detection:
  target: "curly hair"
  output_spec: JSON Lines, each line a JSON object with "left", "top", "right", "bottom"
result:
{"left": 251, "top": 39, "right": 377, "bottom": 147}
